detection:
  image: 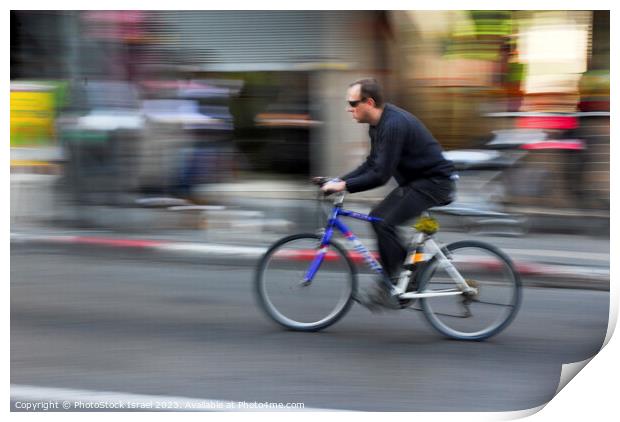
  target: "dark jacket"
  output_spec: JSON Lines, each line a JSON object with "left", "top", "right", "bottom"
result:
{"left": 341, "top": 103, "right": 455, "bottom": 193}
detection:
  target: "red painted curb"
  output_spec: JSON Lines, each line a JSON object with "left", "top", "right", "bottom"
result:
{"left": 12, "top": 234, "right": 607, "bottom": 280}
{"left": 73, "top": 237, "right": 164, "bottom": 249}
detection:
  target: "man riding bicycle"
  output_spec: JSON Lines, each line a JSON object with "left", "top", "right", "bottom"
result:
{"left": 318, "top": 78, "right": 457, "bottom": 310}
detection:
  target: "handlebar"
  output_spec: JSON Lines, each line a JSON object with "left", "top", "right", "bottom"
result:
{"left": 311, "top": 177, "right": 346, "bottom": 205}
{"left": 311, "top": 176, "right": 330, "bottom": 187}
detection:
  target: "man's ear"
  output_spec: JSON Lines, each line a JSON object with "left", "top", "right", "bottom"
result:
{"left": 367, "top": 97, "right": 376, "bottom": 108}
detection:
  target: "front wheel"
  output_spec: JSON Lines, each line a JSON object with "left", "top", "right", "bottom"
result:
{"left": 418, "top": 240, "right": 522, "bottom": 341}
{"left": 255, "top": 234, "right": 357, "bottom": 332}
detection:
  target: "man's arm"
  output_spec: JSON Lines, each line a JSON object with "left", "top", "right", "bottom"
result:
{"left": 343, "top": 121, "right": 405, "bottom": 193}
{"left": 340, "top": 158, "right": 371, "bottom": 182}
{"left": 317, "top": 155, "right": 371, "bottom": 194}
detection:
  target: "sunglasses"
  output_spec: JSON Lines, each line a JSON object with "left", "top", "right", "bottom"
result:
{"left": 348, "top": 98, "right": 367, "bottom": 107}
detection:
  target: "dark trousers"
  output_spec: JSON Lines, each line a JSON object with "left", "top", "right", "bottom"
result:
{"left": 369, "top": 177, "right": 456, "bottom": 280}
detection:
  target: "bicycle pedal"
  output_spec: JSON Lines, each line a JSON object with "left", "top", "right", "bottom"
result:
{"left": 460, "top": 300, "right": 473, "bottom": 318}
{"left": 356, "top": 286, "right": 400, "bottom": 312}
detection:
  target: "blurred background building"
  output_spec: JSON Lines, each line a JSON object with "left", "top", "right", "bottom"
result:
{"left": 10, "top": 10, "right": 610, "bottom": 229}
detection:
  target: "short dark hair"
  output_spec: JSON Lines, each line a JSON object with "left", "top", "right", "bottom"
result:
{"left": 349, "top": 78, "right": 384, "bottom": 107}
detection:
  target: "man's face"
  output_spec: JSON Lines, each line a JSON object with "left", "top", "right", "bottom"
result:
{"left": 346, "top": 84, "right": 371, "bottom": 123}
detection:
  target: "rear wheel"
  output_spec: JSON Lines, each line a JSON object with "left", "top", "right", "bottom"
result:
{"left": 255, "top": 234, "right": 357, "bottom": 332}
{"left": 418, "top": 240, "right": 521, "bottom": 340}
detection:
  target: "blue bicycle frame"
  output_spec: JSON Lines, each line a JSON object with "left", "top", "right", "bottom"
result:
{"left": 303, "top": 200, "right": 395, "bottom": 291}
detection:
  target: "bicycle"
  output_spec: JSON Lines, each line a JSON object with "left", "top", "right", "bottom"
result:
{"left": 254, "top": 178, "right": 522, "bottom": 340}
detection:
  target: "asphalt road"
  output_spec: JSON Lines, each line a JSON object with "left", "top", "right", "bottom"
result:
{"left": 11, "top": 248, "right": 609, "bottom": 411}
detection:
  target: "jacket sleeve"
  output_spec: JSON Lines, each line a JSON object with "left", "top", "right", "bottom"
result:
{"left": 343, "top": 121, "right": 405, "bottom": 193}
{"left": 340, "top": 157, "right": 371, "bottom": 182}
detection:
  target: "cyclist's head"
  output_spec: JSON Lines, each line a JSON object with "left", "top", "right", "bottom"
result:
{"left": 347, "top": 78, "right": 384, "bottom": 124}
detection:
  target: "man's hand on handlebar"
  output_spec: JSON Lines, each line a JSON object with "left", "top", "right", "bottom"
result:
{"left": 310, "top": 176, "right": 329, "bottom": 186}
{"left": 311, "top": 177, "right": 346, "bottom": 195}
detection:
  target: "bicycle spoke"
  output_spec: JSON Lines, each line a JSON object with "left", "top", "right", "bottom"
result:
{"left": 256, "top": 234, "right": 356, "bottom": 331}
{"left": 419, "top": 240, "right": 521, "bottom": 340}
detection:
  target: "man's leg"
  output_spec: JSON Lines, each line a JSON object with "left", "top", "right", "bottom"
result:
{"left": 370, "top": 178, "right": 454, "bottom": 280}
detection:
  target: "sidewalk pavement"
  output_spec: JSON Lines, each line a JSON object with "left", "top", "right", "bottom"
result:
{"left": 11, "top": 223, "right": 610, "bottom": 292}
{"left": 10, "top": 164, "right": 610, "bottom": 291}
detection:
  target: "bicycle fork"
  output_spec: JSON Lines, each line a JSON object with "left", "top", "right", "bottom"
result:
{"left": 301, "top": 210, "right": 339, "bottom": 284}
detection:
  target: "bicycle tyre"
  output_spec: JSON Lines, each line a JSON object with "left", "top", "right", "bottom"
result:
{"left": 418, "top": 240, "right": 522, "bottom": 341}
{"left": 255, "top": 233, "right": 357, "bottom": 332}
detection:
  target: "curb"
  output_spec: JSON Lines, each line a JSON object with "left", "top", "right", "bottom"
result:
{"left": 11, "top": 232, "right": 609, "bottom": 290}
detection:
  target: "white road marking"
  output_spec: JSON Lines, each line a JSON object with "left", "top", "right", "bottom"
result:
{"left": 9, "top": 384, "right": 552, "bottom": 417}
{"left": 161, "top": 243, "right": 266, "bottom": 258}
{"left": 503, "top": 248, "right": 609, "bottom": 262}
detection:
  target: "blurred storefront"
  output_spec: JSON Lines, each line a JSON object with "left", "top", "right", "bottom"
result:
{"left": 389, "top": 10, "right": 609, "bottom": 211}
{"left": 10, "top": 10, "right": 609, "bottom": 211}
{"left": 11, "top": 11, "right": 69, "bottom": 150}
{"left": 137, "top": 10, "right": 393, "bottom": 179}
{"left": 11, "top": 11, "right": 392, "bottom": 195}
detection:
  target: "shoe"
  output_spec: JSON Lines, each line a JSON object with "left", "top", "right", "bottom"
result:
{"left": 356, "top": 281, "right": 400, "bottom": 313}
